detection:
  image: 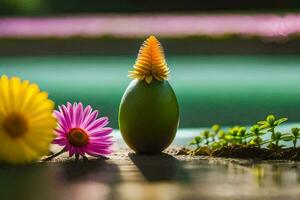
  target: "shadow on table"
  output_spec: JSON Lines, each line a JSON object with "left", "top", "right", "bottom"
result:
{"left": 0, "top": 159, "right": 120, "bottom": 200}
{"left": 58, "top": 159, "right": 120, "bottom": 183}
{"left": 129, "top": 153, "right": 191, "bottom": 182}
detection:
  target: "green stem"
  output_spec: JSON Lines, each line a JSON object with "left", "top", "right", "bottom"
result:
{"left": 42, "top": 148, "right": 66, "bottom": 161}
{"left": 75, "top": 153, "right": 80, "bottom": 162}
{"left": 82, "top": 155, "right": 89, "bottom": 161}
{"left": 271, "top": 127, "right": 275, "bottom": 140}
{"left": 211, "top": 136, "right": 215, "bottom": 142}
{"left": 261, "top": 140, "right": 271, "bottom": 145}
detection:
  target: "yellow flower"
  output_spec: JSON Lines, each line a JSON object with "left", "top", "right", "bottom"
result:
{"left": 129, "top": 35, "right": 170, "bottom": 84}
{"left": 0, "top": 75, "right": 56, "bottom": 164}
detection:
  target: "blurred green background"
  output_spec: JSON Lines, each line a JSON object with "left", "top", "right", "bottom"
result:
{"left": 1, "top": 1, "right": 300, "bottom": 128}
{"left": 1, "top": 55, "right": 300, "bottom": 128}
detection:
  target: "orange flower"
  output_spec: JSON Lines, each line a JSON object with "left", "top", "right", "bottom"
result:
{"left": 129, "top": 35, "right": 170, "bottom": 83}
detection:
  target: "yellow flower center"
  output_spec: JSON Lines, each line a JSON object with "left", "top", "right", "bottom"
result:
{"left": 67, "top": 128, "right": 89, "bottom": 147}
{"left": 2, "top": 113, "right": 28, "bottom": 138}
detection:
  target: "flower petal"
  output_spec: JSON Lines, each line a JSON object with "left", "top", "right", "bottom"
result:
{"left": 89, "top": 127, "right": 113, "bottom": 137}
{"left": 86, "top": 117, "right": 109, "bottom": 132}
{"left": 75, "top": 102, "right": 83, "bottom": 127}
{"left": 52, "top": 137, "right": 67, "bottom": 146}
{"left": 60, "top": 105, "right": 72, "bottom": 129}
{"left": 82, "top": 110, "right": 98, "bottom": 128}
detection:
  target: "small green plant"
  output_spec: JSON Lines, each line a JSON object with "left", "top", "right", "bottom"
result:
{"left": 267, "top": 131, "right": 286, "bottom": 151}
{"left": 187, "top": 114, "right": 299, "bottom": 158}
{"left": 257, "top": 114, "right": 287, "bottom": 139}
{"left": 212, "top": 124, "right": 221, "bottom": 133}
{"left": 201, "top": 130, "right": 212, "bottom": 145}
{"left": 210, "top": 141, "right": 221, "bottom": 150}
{"left": 216, "top": 130, "right": 228, "bottom": 149}
{"left": 225, "top": 126, "right": 237, "bottom": 144}
{"left": 211, "top": 124, "right": 221, "bottom": 142}
{"left": 282, "top": 127, "right": 300, "bottom": 148}
{"left": 208, "top": 125, "right": 226, "bottom": 150}
{"left": 257, "top": 115, "right": 288, "bottom": 149}
{"left": 225, "top": 126, "right": 248, "bottom": 145}
{"left": 237, "top": 126, "right": 247, "bottom": 144}
{"left": 218, "top": 130, "right": 226, "bottom": 140}
{"left": 189, "top": 136, "right": 203, "bottom": 148}
{"left": 273, "top": 132, "right": 283, "bottom": 147}
{"left": 248, "top": 125, "right": 265, "bottom": 147}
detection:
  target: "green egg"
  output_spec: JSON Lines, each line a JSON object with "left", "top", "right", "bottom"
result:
{"left": 118, "top": 79, "right": 179, "bottom": 154}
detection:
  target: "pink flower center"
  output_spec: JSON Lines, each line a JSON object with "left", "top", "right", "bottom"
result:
{"left": 67, "top": 128, "right": 89, "bottom": 147}
{"left": 2, "top": 113, "right": 28, "bottom": 138}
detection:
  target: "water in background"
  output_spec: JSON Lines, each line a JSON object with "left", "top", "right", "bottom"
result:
{"left": 1, "top": 55, "right": 300, "bottom": 128}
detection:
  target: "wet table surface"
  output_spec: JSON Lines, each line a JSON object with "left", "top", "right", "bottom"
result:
{"left": 1, "top": 147, "right": 300, "bottom": 200}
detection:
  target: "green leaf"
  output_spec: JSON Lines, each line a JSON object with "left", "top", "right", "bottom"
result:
{"left": 250, "top": 125, "right": 260, "bottom": 133}
{"left": 195, "top": 136, "right": 202, "bottom": 143}
{"left": 259, "top": 124, "right": 270, "bottom": 129}
{"left": 266, "top": 115, "right": 276, "bottom": 125}
{"left": 229, "top": 126, "right": 240, "bottom": 136}
{"left": 282, "top": 136, "right": 294, "bottom": 141}
{"left": 238, "top": 127, "right": 246, "bottom": 136}
{"left": 257, "top": 121, "right": 268, "bottom": 125}
{"left": 261, "top": 139, "right": 272, "bottom": 145}
{"left": 274, "top": 118, "right": 288, "bottom": 126}
{"left": 211, "top": 142, "right": 221, "bottom": 150}
{"left": 209, "top": 133, "right": 216, "bottom": 138}
{"left": 212, "top": 124, "right": 221, "bottom": 133}
{"left": 267, "top": 143, "right": 283, "bottom": 151}
{"left": 274, "top": 132, "right": 282, "bottom": 140}
{"left": 225, "top": 135, "right": 234, "bottom": 140}
{"left": 249, "top": 139, "right": 256, "bottom": 145}
{"left": 201, "top": 130, "right": 210, "bottom": 138}
{"left": 218, "top": 130, "right": 226, "bottom": 139}
{"left": 244, "top": 133, "right": 253, "bottom": 138}
{"left": 234, "top": 136, "right": 242, "bottom": 140}
{"left": 219, "top": 140, "right": 228, "bottom": 146}
{"left": 291, "top": 127, "right": 300, "bottom": 136}
{"left": 249, "top": 136, "right": 262, "bottom": 145}
{"left": 257, "top": 131, "right": 266, "bottom": 136}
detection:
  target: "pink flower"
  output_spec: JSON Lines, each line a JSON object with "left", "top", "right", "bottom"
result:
{"left": 52, "top": 102, "right": 113, "bottom": 159}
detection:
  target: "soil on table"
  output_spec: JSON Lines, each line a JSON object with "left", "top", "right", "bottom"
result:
{"left": 177, "top": 146, "right": 300, "bottom": 161}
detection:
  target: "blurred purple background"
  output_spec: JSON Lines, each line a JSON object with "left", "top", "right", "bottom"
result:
{"left": 1, "top": 14, "right": 300, "bottom": 41}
